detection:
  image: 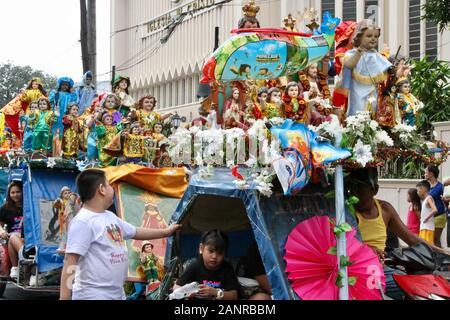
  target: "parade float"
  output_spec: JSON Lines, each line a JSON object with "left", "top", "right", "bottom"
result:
{"left": 1, "top": 1, "right": 449, "bottom": 300}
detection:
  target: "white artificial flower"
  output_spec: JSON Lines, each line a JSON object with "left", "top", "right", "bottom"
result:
{"left": 392, "top": 124, "right": 415, "bottom": 134}
{"left": 245, "top": 156, "right": 257, "bottom": 168}
{"left": 76, "top": 160, "right": 87, "bottom": 172}
{"left": 234, "top": 179, "right": 250, "bottom": 190}
{"left": 256, "top": 183, "right": 273, "bottom": 197}
{"left": 195, "top": 152, "right": 204, "bottom": 167}
{"left": 226, "top": 160, "right": 235, "bottom": 167}
{"left": 354, "top": 140, "right": 374, "bottom": 167}
{"left": 47, "top": 157, "right": 56, "bottom": 168}
{"left": 315, "top": 120, "right": 346, "bottom": 139}
{"left": 369, "top": 120, "right": 379, "bottom": 131}
{"left": 270, "top": 117, "right": 285, "bottom": 126}
{"left": 374, "top": 130, "right": 394, "bottom": 147}
{"left": 189, "top": 125, "right": 201, "bottom": 135}
{"left": 199, "top": 165, "right": 214, "bottom": 179}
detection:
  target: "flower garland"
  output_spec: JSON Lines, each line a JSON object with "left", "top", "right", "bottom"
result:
{"left": 299, "top": 71, "right": 331, "bottom": 100}
{"left": 283, "top": 95, "right": 309, "bottom": 123}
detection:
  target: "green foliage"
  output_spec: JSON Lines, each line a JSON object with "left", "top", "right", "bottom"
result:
{"left": 336, "top": 271, "right": 345, "bottom": 288}
{"left": 422, "top": 0, "right": 450, "bottom": 33}
{"left": 348, "top": 277, "right": 358, "bottom": 287}
{"left": 333, "top": 223, "right": 352, "bottom": 237}
{"left": 345, "top": 196, "right": 359, "bottom": 217}
{"left": 409, "top": 57, "right": 450, "bottom": 138}
{"left": 325, "top": 190, "right": 336, "bottom": 200}
{"left": 327, "top": 246, "right": 337, "bottom": 255}
{"left": 339, "top": 256, "right": 352, "bottom": 268}
{"left": 0, "top": 62, "right": 57, "bottom": 106}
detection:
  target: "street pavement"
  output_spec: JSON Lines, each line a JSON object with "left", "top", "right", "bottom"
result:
{"left": 1, "top": 284, "right": 58, "bottom": 300}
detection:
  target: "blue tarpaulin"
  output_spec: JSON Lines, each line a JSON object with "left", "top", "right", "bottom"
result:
{"left": 11, "top": 168, "right": 78, "bottom": 273}
{"left": 0, "top": 168, "right": 8, "bottom": 202}
{"left": 166, "top": 168, "right": 359, "bottom": 300}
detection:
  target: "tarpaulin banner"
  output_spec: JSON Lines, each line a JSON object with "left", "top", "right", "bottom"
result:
{"left": 115, "top": 182, "right": 181, "bottom": 282}
{"left": 0, "top": 168, "right": 8, "bottom": 202}
{"left": 22, "top": 169, "right": 78, "bottom": 273}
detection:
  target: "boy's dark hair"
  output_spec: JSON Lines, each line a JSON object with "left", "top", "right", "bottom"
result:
{"left": 416, "top": 180, "right": 431, "bottom": 191}
{"left": 200, "top": 229, "right": 228, "bottom": 254}
{"left": 426, "top": 165, "right": 439, "bottom": 179}
{"left": 76, "top": 169, "right": 107, "bottom": 203}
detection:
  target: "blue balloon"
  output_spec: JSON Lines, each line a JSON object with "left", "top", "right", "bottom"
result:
{"left": 271, "top": 120, "right": 351, "bottom": 195}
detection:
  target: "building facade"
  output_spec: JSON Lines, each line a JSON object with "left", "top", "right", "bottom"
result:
{"left": 110, "top": 0, "right": 450, "bottom": 120}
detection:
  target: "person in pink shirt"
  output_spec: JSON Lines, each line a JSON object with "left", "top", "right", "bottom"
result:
{"left": 406, "top": 188, "right": 421, "bottom": 235}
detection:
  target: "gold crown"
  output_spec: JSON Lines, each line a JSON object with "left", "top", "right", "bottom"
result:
{"left": 396, "top": 77, "right": 409, "bottom": 85}
{"left": 243, "top": 0, "right": 260, "bottom": 17}
{"left": 283, "top": 13, "right": 297, "bottom": 31}
{"left": 301, "top": 8, "right": 319, "bottom": 31}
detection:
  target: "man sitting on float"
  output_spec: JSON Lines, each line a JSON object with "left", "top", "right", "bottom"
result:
{"left": 347, "top": 168, "right": 448, "bottom": 300}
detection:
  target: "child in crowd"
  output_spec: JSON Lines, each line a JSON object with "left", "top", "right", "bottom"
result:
{"left": 416, "top": 180, "right": 438, "bottom": 245}
{"left": 60, "top": 169, "right": 181, "bottom": 300}
{"left": 173, "top": 230, "right": 239, "bottom": 300}
{"left": 406, "top": 188, "right": 421, "bottom": 236}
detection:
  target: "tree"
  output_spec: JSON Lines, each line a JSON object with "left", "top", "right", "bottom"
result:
{"left": 0, "top": 62, "right": 57, "bottom": 107}
{"left": 422, "top": 0, "right": 450, "bottom": 32}
{"left": 409, "top": 57, "right": 450, "bottom": 138}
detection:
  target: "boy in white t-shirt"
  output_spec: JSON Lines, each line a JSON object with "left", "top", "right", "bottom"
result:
{"left": 59, "top": 169, "right": 181, "bottom": 300}
{"left": 416, "top": 180, "right": 438, "bottom": 245}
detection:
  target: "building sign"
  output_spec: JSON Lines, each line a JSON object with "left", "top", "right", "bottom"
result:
{"left": 141, "top": 0, "right": 224, "bottom": 38}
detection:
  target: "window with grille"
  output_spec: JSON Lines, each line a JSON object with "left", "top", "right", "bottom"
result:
{"left": 321, "top": 0, "right": 336, "bottom": 84}
{"left": 321, "top": 0, "right": 335, "bottom": 16}
{"left": 425, "top": 21, "right": 438, "bottom": 60}
{"left": 409, "top": 0, "right": 421, "bottom": 60}
{"left": 365, "top": 0, "right": 379, "bottom": 24}
{"left": 343, "top": 0, "right": 357, "bottom": 22}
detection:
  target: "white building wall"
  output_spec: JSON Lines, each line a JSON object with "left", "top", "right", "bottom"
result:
{"left": 110, "top": 0, "right": 450, "bottom": 116}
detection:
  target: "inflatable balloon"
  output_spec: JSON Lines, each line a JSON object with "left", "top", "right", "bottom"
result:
{"left": 201, "top": 12, "right": 340, "bottom": 84}
{"left": 271, "top": 119, "right": 351, "bottom": 195}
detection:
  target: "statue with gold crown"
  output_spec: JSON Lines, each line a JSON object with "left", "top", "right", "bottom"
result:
{"left": 238, "top": 0, "right": 260, "bottom": 29}
{"left": 396, "top": 77, "right": 424, "bottom": 126}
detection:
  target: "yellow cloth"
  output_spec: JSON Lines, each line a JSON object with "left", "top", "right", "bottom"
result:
{"left": 0, "top": 113, "right": 4, "bottom": 136}
{"left": 102, "top": 164, "right": 188, "bottom": 198}
{"left": 62, "top": 116, "right": 82, "bottom": 157}
{"left": 22, "top": 89, "right": 45, "bottom": 108}
{"left": 1, "top": 95, "right": 23, "bottom": 115}
{"left": 1, "top": 90, "right": 45, "bottom": 116}
{"left": 137, "top": 110, "right": 161, "bottom": 130}
{"left": 419, "top": 229, "right": 435, "bottom": 245}
{"left": 356, "top": 199, "right": 387, "bottom": 251}
{"left": 435, "top": 214, "right": 447, "bottom": 229}
{"left": 123, "top": 134, "right": 145, "bottom": 158}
